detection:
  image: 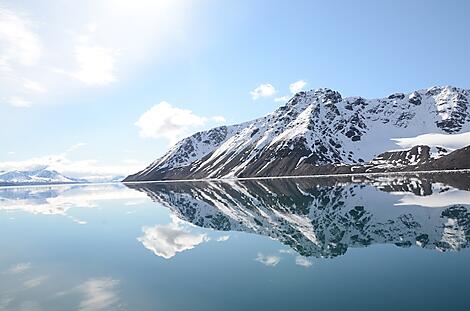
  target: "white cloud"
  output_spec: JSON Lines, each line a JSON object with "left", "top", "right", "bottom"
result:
{"left": 23, "top": 79, "right": 45, "bottom": 93}
{"left": 289, "top": 80, "right": 307, "bottom": 94}
{"left": 274, "top": 96, "right": 289, "bottom": 102}
{"left": 78, "top": 278, "right": 120, "bottom": 311}
{"left": 71, "top": 44, "right": 118, "bottom": 85}
{"left": 295, "top": 256, "right": 312, "bottom": 268}
{"left": 4, "top": 262, "right": 32, "bottom": 274}
{"left": 255, "top": 253, "right": 281, "bottom": 267}
{"left": 211, "top": 115, "right": 227, "bottom": 123}
{"left": 4, "top": 96, "right": 31, "bottom": 107}
{"left": 272, "top": 80, "right": 307, "bottom": 103}
{"left": 0, "top": 8, "right": 41, "bottom": 68}
{"left": 0, "top": 7, "right": 42, "bottom": 107}
{"left": 138, "top": 215, "right": 209, "bottom": 259}
{"left": 250, "top": 83, "right": 276, "bottom": 100}
{"left": 135, "top": 101, "right": 225, "bottom": 145}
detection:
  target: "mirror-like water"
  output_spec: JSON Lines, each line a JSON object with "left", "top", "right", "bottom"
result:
{"left": 1, "top": 173, "right": 470, "bottom": 310}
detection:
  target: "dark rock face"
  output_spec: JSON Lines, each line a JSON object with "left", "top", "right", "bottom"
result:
{"left": 408, "top": 92, "right": 422, "bottom": 105}
{"left": 371, "top": 145, "right": 431, "bottom": 166}
{"left": 388, "top": 93, "right": 405, "bottom": 100}
{"left": 419, "top": 146, "right": 470, "bottom": 170}
{"left": 125, "top": 86, "right": 470, "bottom": 182}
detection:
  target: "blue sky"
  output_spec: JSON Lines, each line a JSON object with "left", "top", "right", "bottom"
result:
{"left": 1, "top": 0, "right": 470, "bottom": 179}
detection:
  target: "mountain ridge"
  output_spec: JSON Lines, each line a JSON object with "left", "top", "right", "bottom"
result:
{"left": 0, "top": 168, "right": 87, "bottom": 186}
{"left": 125, "top": 85, "right": 470, "bottom": 181}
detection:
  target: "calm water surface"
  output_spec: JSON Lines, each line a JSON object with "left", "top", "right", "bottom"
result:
{"left": 1, "top": 173, "right": 470, "bottom": 310}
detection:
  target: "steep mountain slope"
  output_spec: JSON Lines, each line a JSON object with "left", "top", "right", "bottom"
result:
{"left": 125, "top": 86, "right": 470, "bottom": 181}
{"left": 0, "top": 168, "right": 86, "bottom": 186}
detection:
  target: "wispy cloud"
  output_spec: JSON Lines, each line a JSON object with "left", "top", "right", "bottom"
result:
{"left": 0, "top": 7, "right": 41, "bottom": 108}
{"left": 250, "top": 83, "right": 276, "bottom": 100}
{"left": 0, "top": 7, "right": 41, "bottom": 68}
{"left": 23, "top": 79, "right": 46, "bottom": 93}
{"left": 0, "top": 1, "right": 196, "bottom": 107}
{"left": 51, "top": 23, "right": 120, "bottom": 87}
{"left": 3, "top": 96, "right": 31, "bottom": 107}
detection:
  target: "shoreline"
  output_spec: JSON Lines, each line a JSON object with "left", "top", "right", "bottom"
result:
{"left": 0, "top": 181, "right": 120, "bottom": 190}
{"left": 123, "top": 168, "right": 470, "bottom": 184}
{"left": 1, "top": 168, "right": 469, "bottom": 189}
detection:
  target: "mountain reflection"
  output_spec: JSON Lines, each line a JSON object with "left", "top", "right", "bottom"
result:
{"left": 0, "top": 184, "right": 146, "bottom": 216}
{"left": 126, "top": 173, "right": 470, "bottom": 258}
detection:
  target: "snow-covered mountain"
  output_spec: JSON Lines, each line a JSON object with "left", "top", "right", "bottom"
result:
{"left": 125, "top": 85, "right": 470, "bottom": 181}
{"left": 127, "top": 174, "right": 470, "bottom": 258}
{"left": 0, "top": 168, "right": 86, "bottom": 185}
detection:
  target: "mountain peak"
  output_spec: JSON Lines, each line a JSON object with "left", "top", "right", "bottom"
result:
{"left": 288, "top": 88, "right": 342, "bottom": 106}
{"left": 125, "top": 85, "right": 470, "bottom": 181}
{"left": 312, "top": 88, "right": 343, "bottom": 104}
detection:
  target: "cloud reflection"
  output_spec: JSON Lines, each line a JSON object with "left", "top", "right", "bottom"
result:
{"left": 23, "top": 275, "right": 49, "bottom": 289}
{"left": 4, "top": 262, "right": 31, "bottom": 274}
{"left": 138, "top": 215, "right": 209, "bottom": 259}
{"left": 295, "top": 256, "right": 312, "bottom": 268}
{"left": 0, "top": 184, "right": 146, "bottom": 218}
{"left": 78, "top": 278, "right": 121, "bottom": 311}
{"left": 255, "top": 253, "right": 281, "bottom": 267}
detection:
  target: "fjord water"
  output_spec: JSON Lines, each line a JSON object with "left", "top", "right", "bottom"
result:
{"left": 1, "top": 174, "right": 470, "bottom": 310}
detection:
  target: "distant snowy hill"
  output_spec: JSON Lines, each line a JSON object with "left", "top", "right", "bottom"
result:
{"left": 125, "top": 85, "right": 470, "bottom": 181}
{"left": 0, "top": 169, "right": 86, "bottom": 186}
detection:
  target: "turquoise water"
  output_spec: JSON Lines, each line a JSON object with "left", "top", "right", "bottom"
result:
{"left": 1, "top": 174, "right": 469, "bottom": 310}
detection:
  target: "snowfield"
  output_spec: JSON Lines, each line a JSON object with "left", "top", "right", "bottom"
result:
{"left": 392, "top": 132, "right": 470, "bottom": 151}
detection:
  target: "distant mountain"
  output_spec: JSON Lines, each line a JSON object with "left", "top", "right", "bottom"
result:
{"left": 125, "top": 85, "right": 470, "bottom": 181}
{"left": 0, "top": 168, "right": 86, "bottom": 186}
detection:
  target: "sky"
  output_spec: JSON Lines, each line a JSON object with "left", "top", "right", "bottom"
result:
{"left": 1, "top": 0, "right": 470, "bottom": 180}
